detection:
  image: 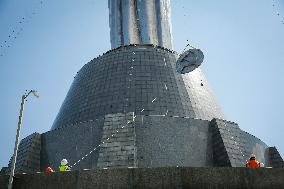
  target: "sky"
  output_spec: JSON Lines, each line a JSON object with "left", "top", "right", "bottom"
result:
{"left": 0, "top": 0, "right": 283, "bottom": 168}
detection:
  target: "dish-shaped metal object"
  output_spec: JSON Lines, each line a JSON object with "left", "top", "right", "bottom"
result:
{"left": 176, "top": 49, "right": 204, "bottom": 74}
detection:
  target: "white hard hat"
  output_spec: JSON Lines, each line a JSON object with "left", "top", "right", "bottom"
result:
{"left": 250, "top": 154, "right": 256, "bottom": 158}
{"left": 61, "top": 159, "right": 68, "bottom": 165}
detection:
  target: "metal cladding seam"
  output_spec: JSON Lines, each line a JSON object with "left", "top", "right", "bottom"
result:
{"left": 109, "top": 0, "right": 173, "bottom": 49}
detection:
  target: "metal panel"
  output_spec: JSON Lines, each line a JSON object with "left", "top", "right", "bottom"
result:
{"left": 109, "top": 0, "right": 173, "bottom": 49}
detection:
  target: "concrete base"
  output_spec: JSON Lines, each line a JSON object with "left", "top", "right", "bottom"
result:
{"left": 1, "top": 167, "right": 284, "bottom": 189}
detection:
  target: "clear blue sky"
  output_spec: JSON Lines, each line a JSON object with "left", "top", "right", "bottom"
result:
{"left": 0, "top": 0, "right": 283, "bottom": 168}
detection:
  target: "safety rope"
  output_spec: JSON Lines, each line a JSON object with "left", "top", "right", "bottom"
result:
{"left": 69, "top": 52, "right": 170, "bottom": 168}
{"left": 70, "top": 117, "right": 136, "bottom": 168}
{"left": 180, "top": 43, "right": 197, "bottom": 56}
{"left": 70, "top": 97, "right": 160, "bottom": 168}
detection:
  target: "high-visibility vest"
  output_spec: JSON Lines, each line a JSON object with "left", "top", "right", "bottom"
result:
{"left": 59, "top": 165, "right": 69, "bottom": 172}
{"left": 246, "top": 160, "right": 260, "bottom": 168}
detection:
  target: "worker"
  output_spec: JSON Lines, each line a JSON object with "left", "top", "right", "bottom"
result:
{"left": 59, "top": 159, "right": 71, "bottom": 172}
{"left": 246, "top": 154, "right": 260, "bottom": 168}
{"left": 44, "top": 166, "right": 54, "bottom": 173}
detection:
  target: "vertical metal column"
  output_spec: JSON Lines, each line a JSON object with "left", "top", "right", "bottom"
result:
{"left": 108, "top": 0, "right": 173, "bottom": 49}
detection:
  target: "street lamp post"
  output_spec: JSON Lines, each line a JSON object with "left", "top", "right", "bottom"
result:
{"left": 7, "top": 90, "right": 39, "bottom": 189}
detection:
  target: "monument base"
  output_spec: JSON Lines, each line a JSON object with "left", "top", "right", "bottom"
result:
{"left": 1, "top": 167, "right": 284, "bottom": 189}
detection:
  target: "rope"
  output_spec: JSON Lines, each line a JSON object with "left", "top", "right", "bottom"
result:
{"left": 180, "top": 43, "right": 197, "bottom": 56}
{"left": 69, "top": 59, "right": 167, "bottom": 168}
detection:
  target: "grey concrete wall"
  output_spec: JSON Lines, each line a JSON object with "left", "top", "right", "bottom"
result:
{"left": 40, "top": 113, "right": 277, "bottom": 170}
{"left": 241, "top": 130, "right": 268, "bottom": 165}
{"left": 266, "top": 147, "right": 284, "bottom": 168}
{"left": 1, "top": 167, "right": 284, "bottom": 189}
{"left": 97, "top": 112, "right": 136, "bottom": 168}
{"left": 42, "top": 113, "right": 213, "bottom": 170}
{"left": 135, "top": 115, "right": 213, "bottom": 167}
{"left": 210, "top": 119, "right": 269, "bottom": 167}
{"left": 40, "top": 118, "right": 104, "bottom": 171}
{"left": 6, "top": 133, "right": 41, "bottom": 174}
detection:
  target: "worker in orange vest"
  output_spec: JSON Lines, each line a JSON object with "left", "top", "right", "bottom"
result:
{"left": 246, "top": 154, "right": 260, "bottom": 168}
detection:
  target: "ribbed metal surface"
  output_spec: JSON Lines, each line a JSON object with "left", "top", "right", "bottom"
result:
{"left": 6, "top": 133, "right": 41, "bottom": 174}
{"left": 109, "top": 0, "right": 172, "bottom": 49}
{"left": 51, "top": 45, "right": 224, "bottom": 130}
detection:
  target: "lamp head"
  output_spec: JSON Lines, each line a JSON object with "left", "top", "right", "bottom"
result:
{"left": 31, "top": 90, "right": 39, "bottom": 98}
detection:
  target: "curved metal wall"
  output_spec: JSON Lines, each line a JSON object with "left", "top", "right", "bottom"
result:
{"left": 51, "top": 45, "right": 224, "bottom": 130}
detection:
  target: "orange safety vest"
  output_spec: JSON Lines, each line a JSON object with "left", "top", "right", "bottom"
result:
{"left": 246, "top": 160, "right": 260, "bottom": 168}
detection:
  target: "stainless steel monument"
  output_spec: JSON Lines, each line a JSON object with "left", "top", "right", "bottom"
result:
{"left": 3, "top": 0, "right": 283, "bottom": 174}
{"left": 109, "top": 0, "right": 173, "bottom": 49}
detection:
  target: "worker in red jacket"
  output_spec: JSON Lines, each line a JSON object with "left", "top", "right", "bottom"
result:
{"left": 44, "top": 166, "right": 54, "bottom": 173}
{"left": 246, "top": 154, "right": 260, "bottom": 168}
